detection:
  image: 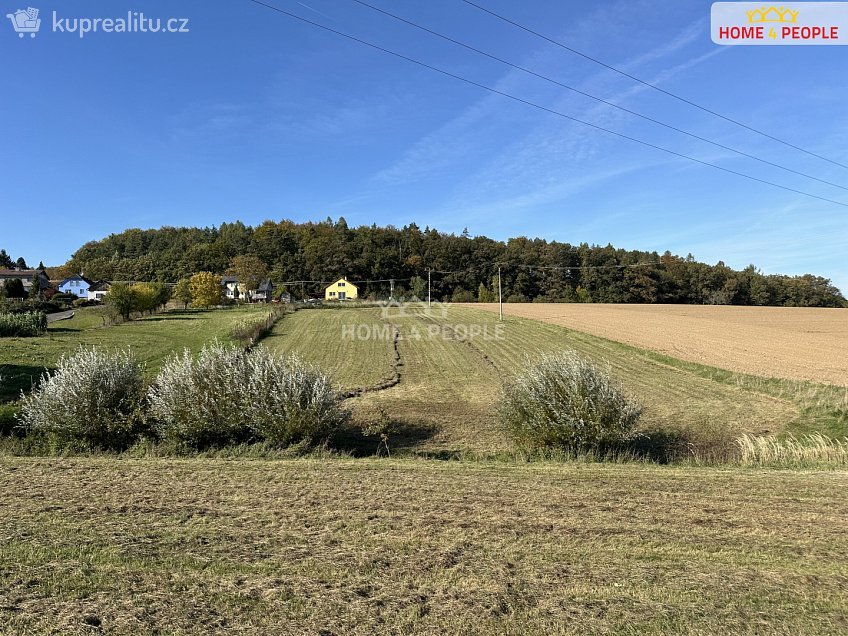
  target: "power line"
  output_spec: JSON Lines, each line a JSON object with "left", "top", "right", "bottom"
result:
{"left": 462, "top": 0, "right": 848, "bottom": 171}
{"left": 515, "top": 262, "right": 654, "bottom": 271}
{"left": 243, "top": 0, "right": 848, "bottom": 208}
{"left": 350, "top": 0, "right": 848, "bottom": 192}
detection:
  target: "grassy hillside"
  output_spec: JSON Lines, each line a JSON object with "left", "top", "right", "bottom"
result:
{"left": 4, "top": 304, "right": 844, "bottom": 456}
{"left": 1, "top": 457, "right": 845, "bottom": 635}
{"left": 264, "top": 306, "right": 845, "bottom": 456}
{"left": 262, "top": 307, "right": 397, "bottom": 391}
{"left": 0, "top": 306, "right": 267, "bottom": 405}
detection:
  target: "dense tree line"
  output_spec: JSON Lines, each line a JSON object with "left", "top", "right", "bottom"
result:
{"left": 61, "top": 218, "right": 846, "bottom": 307}
{"left": 106, "top": 282, "right": 171, "bottom": 321}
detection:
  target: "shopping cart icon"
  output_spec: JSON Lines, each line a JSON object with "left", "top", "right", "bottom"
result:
{"left": 6, "top": 7, "right": 41, "bottom": 38}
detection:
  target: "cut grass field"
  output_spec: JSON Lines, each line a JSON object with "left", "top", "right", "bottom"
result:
{"left": 2, "top": 306, "right": 846, "bottom": 634}
{"left": 0, "top": 306, "right": 269, "bottom": 405}
{"left": 262, "top": 308, "right": 398, "bottom": 392}
{"left": 0, "top": 457, "right": 845, "bottom": 635}
{"left": 264, "top": 306, "right": 847, "bottom": 457}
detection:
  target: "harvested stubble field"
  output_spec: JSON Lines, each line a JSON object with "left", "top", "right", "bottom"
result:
{"left": 1, "top": 458, "right": 846, "bottom": 635}
{"left": 471, "top": 304, "right": 848, "bottom": 387}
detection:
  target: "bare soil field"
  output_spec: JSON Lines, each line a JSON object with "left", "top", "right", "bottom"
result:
{"left": 473, "top": 304, "right": 848, "bottom": 387}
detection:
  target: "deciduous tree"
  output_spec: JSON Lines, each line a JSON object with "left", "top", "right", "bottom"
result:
{"left": 190, "top": 272, "right": 222, "bottom": 308}
{"left": 226, "top": 255, "right": 267, "bottom": 297}
{"left": 173, "top": 278, "right": 192, "bottom": 309}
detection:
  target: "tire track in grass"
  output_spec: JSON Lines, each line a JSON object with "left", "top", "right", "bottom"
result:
{"left": 342, "top": 325, "right": 403, "bottom": 399}
{"left": 440, "top": 322, "right": 500, "bottom": 372}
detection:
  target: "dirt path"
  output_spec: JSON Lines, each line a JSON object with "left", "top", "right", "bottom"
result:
{"left": 46, "top": 310, "right": 74, "bottom": 323}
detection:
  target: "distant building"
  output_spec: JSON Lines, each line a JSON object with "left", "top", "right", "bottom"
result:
{"left": 88, "top": 280, "right": 112, "bottom": 302}
{"left": 58, "top": 274, "right": 94, "bottom": 298}
{"left": 324, "top": 277, "right": 358, "bottom": 301}
{"left": 222, "top": 275, "right": 273, "bottom": 302}
{"left": 0, "top": 268, "right": 51, "bottom": 294}
{"left": 222, "top": 275, "right": 240, "bottom": 300}
{"left": 251, "top": 279, "right": 274, "bottom": 303}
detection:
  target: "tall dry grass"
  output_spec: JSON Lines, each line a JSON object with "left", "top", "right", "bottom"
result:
{"left": 735, "top": 432, "right": 848, "bottom": 467}
{"left": 732, "top": 375, "right": 848, "bottom": 425}
{"left": 229, "top": 306, "right": 288, "bottom": 347}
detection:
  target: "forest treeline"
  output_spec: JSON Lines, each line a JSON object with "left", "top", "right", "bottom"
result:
{"left": 58, "top": 218, "right": 846, "bottom": 307}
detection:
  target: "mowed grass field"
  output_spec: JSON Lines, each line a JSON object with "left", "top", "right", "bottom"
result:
{"left": 264, "top": 306, "right": 847, "bottom": 456}
{"left": 472, "top": 303, "right": 848, "bottom": 387}
{"left": 2, "top": 306, "right": 847, "bottom": 634}
{"left": 1, "top": 458, "right": 846, "bottom": 635}
{"left": 0, "top": 306, "right": 267, "bottom": 405}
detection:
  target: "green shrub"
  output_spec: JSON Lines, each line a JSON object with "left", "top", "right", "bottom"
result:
{"left": 0, "top": 311, "right": 47, "bottom": 337}
{"left": 17, "top": 348, "right": 146, "bottom": 450}
{"left": 0, "top": 299, "right": 62, "bottom": 315}
{"left": 450, "top": 288, "right": 476, "bottom": 303}
{"left": 500, "top": 351, "right": 642, "bottom": 452}
{"left": 148, "top": 342, "right": 347, "bottom": 449}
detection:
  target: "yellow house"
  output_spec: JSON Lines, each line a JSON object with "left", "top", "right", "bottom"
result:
{"left": 324, "top": 277, "right": 358, "bottom": 301}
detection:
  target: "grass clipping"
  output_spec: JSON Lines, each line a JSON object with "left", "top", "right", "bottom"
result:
{"left": 501, "top": 350, "right": 642, "bottom": 453}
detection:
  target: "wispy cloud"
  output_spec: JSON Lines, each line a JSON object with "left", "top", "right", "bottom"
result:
{"left": 363, "top": 3, "right": 718, "bottom": 205}
{"left": 167, "top": 102, "right": 252, "bottom": 142}
{"left": 296, "top": 2, "right": 335, "bottom": 22}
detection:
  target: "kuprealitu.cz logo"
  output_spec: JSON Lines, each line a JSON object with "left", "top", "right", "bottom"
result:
{"left": 6, "top": 6, "right": 40, "bottom": 38}
{"left": 6, "top": 6, "right": 190, "bottom": 39}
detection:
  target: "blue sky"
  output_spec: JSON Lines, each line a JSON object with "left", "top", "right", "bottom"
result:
{"left": 2, "top": 0, "right": 847, "bottom": 291}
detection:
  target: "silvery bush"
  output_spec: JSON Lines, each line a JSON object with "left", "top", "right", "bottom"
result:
{"left": 501, "top": 351, "right": 642, "bottom": 452}
{"left": 148, "top": 342, "right": 347, "bottom": 449}
{"left": 17, "top": 347, "right": 145, "bottom": 449}
{"left": 242, "top": 350, "right": 349, "bottom": 447}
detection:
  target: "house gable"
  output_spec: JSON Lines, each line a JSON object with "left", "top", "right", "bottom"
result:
{"left": 58, "top": 274, "right": 94, "bottom": 296}
{"left": 324, "top": 277, "right": 358, "bottom": 301}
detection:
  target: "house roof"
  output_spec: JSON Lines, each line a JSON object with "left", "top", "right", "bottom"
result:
{"left": 221, "top": 276, "right": 239, "bottom": 284}
{"left": 324, "top": 277, "right": 358, "bottom": 291}
{"left": 0, "top": 269, "right": 43, "bottom": 279}
{"left": 257, "top": 279, "right": 274, "bottom": 292}
{"left": 89, "top": 280, "right": 112, "bottom": 292}
{"left": 59, "top": 274, "right": 94, "bottom": 286}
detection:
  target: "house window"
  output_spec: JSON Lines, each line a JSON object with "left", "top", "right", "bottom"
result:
{"left": 339, "top": 292, "right": 346, "bottom": 300}
{"left": 330, "top": 291, "right": 336, "bottom": 296}
{"left": 338, "top": 282, "right": 345, "bottom": 287}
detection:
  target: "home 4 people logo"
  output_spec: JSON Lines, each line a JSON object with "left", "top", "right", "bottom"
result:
{"left": 712, "top": 2, "right": 848, "bottom": 45}
{"left": 6, "top": 6, "right": 40, "bottom": 38}
{"left": 379, "top": 298, "right": 451, "bottom": 320}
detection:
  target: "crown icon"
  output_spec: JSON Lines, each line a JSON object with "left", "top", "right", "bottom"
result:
{"left": 746, "top": 5, "right": 799, "bottom": 23}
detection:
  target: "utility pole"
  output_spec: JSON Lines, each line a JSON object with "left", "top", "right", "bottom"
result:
{"left": 427, "top": 269, "right": 431, "bottom": 309}
{"left": 390, "top": 278, "right": 394, "bottom": 301}
{"left": 498, "top": 266, "right": 503, "bottom": 322}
